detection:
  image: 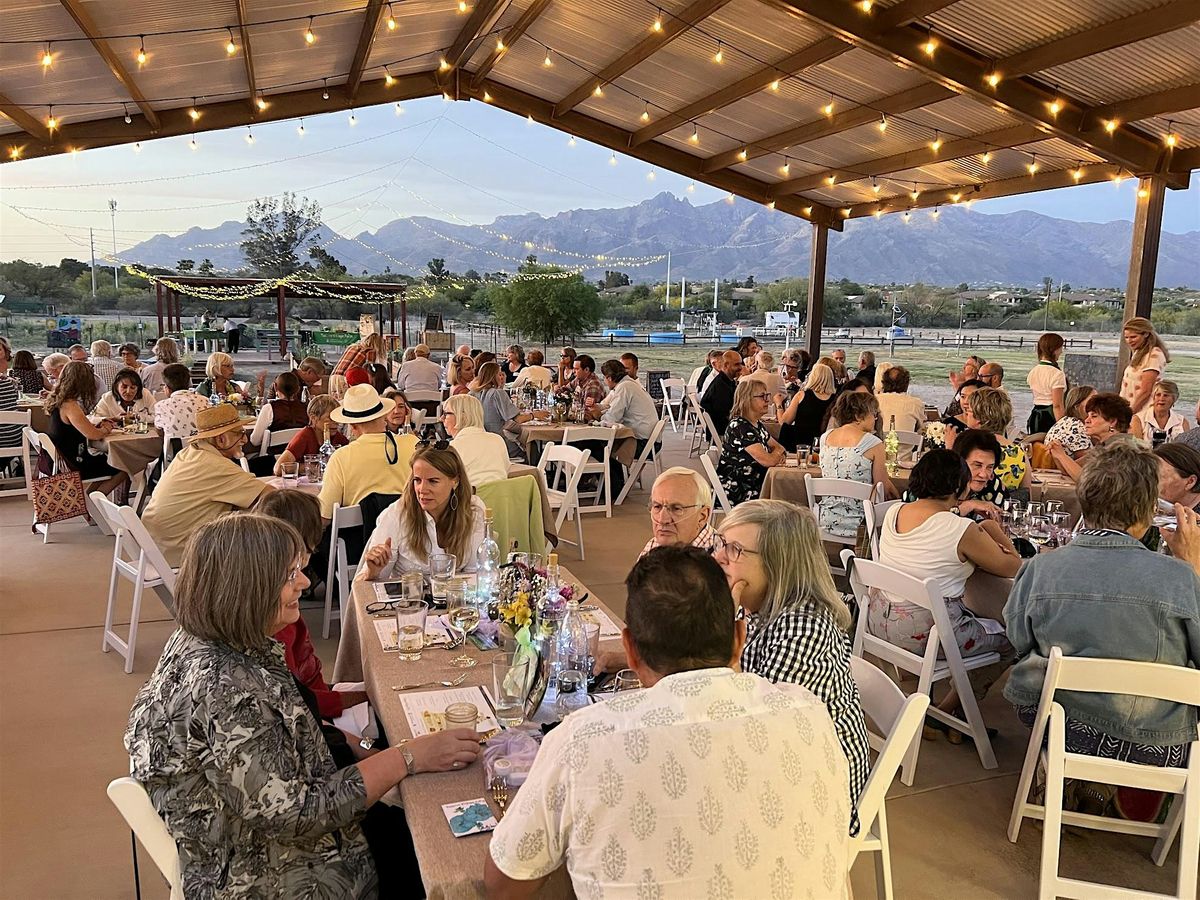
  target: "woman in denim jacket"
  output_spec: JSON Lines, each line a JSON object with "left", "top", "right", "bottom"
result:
{"left": 1004, "top": 440, "right": 1200, "bottom": 784}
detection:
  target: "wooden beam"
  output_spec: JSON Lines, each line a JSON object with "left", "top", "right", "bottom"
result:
{"left": 444, "top": 0, "right": 512, "bottom": 73}
{"left": 998, "top": 2, "right": 1200, "bottom": 78}
{"left": 771, "top": 123, "right": 1043, "bottom": 197}
{"left": 1124, "top": 176, "right": 1166, "bottom": 319}
{"left": 0, "top": 91, "right": 51, "bottom": 142}
{"left": 553, "top": 0, "right": 733, "bottom": 119}
{"left": 768, "top": 0, "right": 1181, "bottom": 183}
{"left": 345, "top": 0, "right": 386, "bottom": 101}
{"left": 805, "top": 223, "right": 829, "bottom": 360}
{"left": 469, "top": 0, "right": 553, "bottom": 89}
{"left": 235, "top": 0, "right": 259, "bottom": 114}
{"left": 57, "top": 0, "right": 161, "bottom": 131}
{"left": 701, "top": 82, "right": 951, "bottom": 173}
{"left": 1081, "top": 83, "right": 1200, "bottom": 131}
{"left": 467, "top": 77, "right": 842, "bottom": 228}
{"left": 1, "top": 70, "right": 441, "bottom": 164}
{"left": 1170, "top": 146, "right": 1200, "bottom": 173}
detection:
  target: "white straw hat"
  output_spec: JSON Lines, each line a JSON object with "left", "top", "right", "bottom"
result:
{"left": 330, "top": 384, "right": 395, "bottom": 425}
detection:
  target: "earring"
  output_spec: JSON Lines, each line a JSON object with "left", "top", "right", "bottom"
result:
{"left": 449, "top": 492, "right": 459, "bottom": 511}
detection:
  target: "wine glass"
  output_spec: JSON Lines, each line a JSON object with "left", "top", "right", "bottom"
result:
{"left": 1045, "top": 500, "right": 1064, "bottom": 516}
{"left": 1026, "top": 502, "right": 1045, "bottom": 520}
{"left": 1027, "top": 515, "right": 1052, "bottom": 548}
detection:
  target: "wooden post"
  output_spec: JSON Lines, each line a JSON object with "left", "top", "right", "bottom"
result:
{"left": 155, "top": 282, "right": 163, "bottom": 336}
{"left": 389, "top": 300, "right": 396, "bottom": 337}
{"left": 1116, "top": 175, "right": 1166, "bottom": 385}
{"left": 401, "top": 298, "right": 409, "bottom": 348}
{"left": 277, "top": 285, "right": 288, "bottom": 357}
{"left": 805, "top": 223, "right": 829, "bottom": 361}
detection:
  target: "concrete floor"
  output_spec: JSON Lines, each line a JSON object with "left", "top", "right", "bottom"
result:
{"left": 0, "top": 426, "right": 1187, "bottom": 899}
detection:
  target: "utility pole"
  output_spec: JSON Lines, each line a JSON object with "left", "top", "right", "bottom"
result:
{"left": 679, "top": 276, "right": 687, "bottom": 330}
{"left": 663, "top": 251, "right": 671, "bottom": 308}
{"left": 108, "top": 199, "right": 118, "bottom": 288}
{"left": 89, "top": 229, "right": 97, "bottom": 299}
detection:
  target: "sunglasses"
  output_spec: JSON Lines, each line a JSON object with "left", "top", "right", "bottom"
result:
{"left": 417, "top": 437, "right": 450, "bottom": 451}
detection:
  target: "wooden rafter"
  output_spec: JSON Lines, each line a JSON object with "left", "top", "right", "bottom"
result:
{"left": 1170, "top": 146, "right": 1200, "bottom": 172}
{"left": 469, "top": 0, "right": 553, "bottom": 89}
{"left": 468, "top": 77, "right": 842, "bottom": 228}
{"left": 767, "top": 0, "right": 1183, "bottom": 184}
{"left": 444, "top": 0, "right": 513, "bottom": 73}
{"left": 1081, "top": 83, "right": 1200, "bottom": 132}
{"left": 701, "top": 82, "right": 951, "bottom": 173}
{"left": 552, "top": 0, "right": 733, "bottom": 119}
{"left": 57, "top": 0, "right": 161, "bottom": 131}
{"left": 235, "top": 0, "right": 259, "bottom": 114}
{"left": 633, "top": 0, "right": 959, "bottom": 147}
{"left": 346, "top": 0, "right": 387, "bottom": 101}
{"left": 771, "top": 123, "right": 1044, "bottom": 197}
{"left": 0, "top": 92, "right": 51, "bottom": 142}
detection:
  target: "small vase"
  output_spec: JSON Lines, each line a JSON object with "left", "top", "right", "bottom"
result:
{"left": 498, "top": 623, "right": 517, "bottom": 651}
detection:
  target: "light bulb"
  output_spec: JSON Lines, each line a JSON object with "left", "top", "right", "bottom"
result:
{"left": 878, "top": 114, "right": 888, "bottom": 132}
{"left": 41, "top": 45, "right": 52, "bottom": 67}
{"left": 687, "top": 181, "right": 696, "bottom": 192}
{"left": 714, "top": 42, "right": 724, "bottom": 64}
{"left": 609, "top": 151, "right": 617, "bottom": 166}
{"left": 950, "top": 192, "right": 961, "bottom": 203}
{"left": 245, "top": 128, "right": 255, "bottom": 144}
{"left": 930, "top": 132, "right": 942, "bottom": 152}
{"left": 923, "top": 36, "right": 937, "bottom": 56}
{"left": 226, "top": 29, "right": 237, "bottom": 55}
{"left": 770, "top": 79, "right": 780, "bottom": 91}
{"left": 322, "top": 81, "right": 330, "bottom": 100}
{"left": 1104, "top": 118, "right": 1118, "bottom": 132}
{"left": 646, "top": 168, "right": 656, "bottom": 181}
{"left": 931, "top": 207, "right": 940, "bottom": 218}
{"left": 348, "top": 111, "right": 357, "bottom": 126}
{"left": 640, "top": 104, "right": 650, "bottom": 122}
{"left": 1048, "top": 98, "right": 1062, "bottom": 116}
{"left": 803, "top": 206, "right": 813, "bottom": 216}
{"left": 305, "top": 17, "right": 315, "bottom": 43}
{"left": 910, "top": 188, "right": 920, "bottom": 201}
{"left": 738, "top": 149, "right": 749, "bottom": 161}
{"left": 47, "top": 110, "right": 58, "bottom": 130}
{"left": 9, "top": 147, "right": 21, "bottom": 160}
{"left": 188, "top": 103, "right": 200, "bottom": 121}
{"left": 823, "top": 99, "right": 835, "bottom": 116}
{"left": 256, "top": 96, "right": 268, "bottom": 111}
{"left": 133, "top": 142, "right": 141, "bottom": 153}
{"left": 689, "top": 124, "right": 699, "bottom": 143}
{"left": 872, "top": 178, "right": 880, "bottom": 194}
{"left": 439, "top": 58, "right": 450, "bottom": 71}
{"left": 781, "top": 158, "right": 790, "bottom": 175}
{"left": 482, "top": 91, "right": 492, "bottom": 102}
{"left": 385, "top": 71, "right": 396, "bottom": 86}
{"left": 826, "top": 175, "right": 836, "bottom": 186}
{"left": 458, "top": 0, "right": 468, "bottom": 11}
{"left": 543, "top": 53, "right": 553, "bottom": 67}
{"left": 394, "top": 103, "right": 404, "bottom": 114}
{"left": 298, "top": 120, "right": 306, "bottom": 135}
{"left": 496, "top": 38, "right": 505, "bottom": 51}
{"left": 123, "top": 106, "right": 132, "bottom": 124}
{"left": 1072, "top": 166, "right": 1083, "bottom": 181}
{"left": 652, "top": 9, "right": 663, "bottom": 31}
{"left": 726, "top": 193, "right": 735, "bottom": 203}
{"left": 842, "top": 207, "right": 852, "bottom": 217}
{"left": 593, "top": 83, "right": 603, "bottom": 97}
{"left": 386, "top": 5, "right": 396, "bottom": 29}
{"left": 874, "top": 209, "right": 883, "bottom": 218}
{"left": 527, "top": 114, "right": 534, "bottom": 125}
{"left": 980, "top": 151, "right": 991, "bottom": 164}
{"left": 1165, "top": 131, "right": 1178, "bottom": 148}
{"left": 1137, "top": 187, "right": 1149, "bottom": 199}
{"left": 189, "top": 136, "right": 199, "bottom": 151}
{"left": 985, "top": 72, "right": 1000, "bottom": 88}
{"left": 1027, "top": 155, "right": 1038, "bottom": 174}
{"left": 568, "top": 136, "right": 576, "bottom": 147}
{"left": 137, "top": 37, "right": 146, "bottom": 66}
{"left": 767, "top": 200, "right": 776, "bottom": 210}
{"left": 860, "top": 0, "right": 872, "bottom": 11}
{"left": 903, "top": 211, "right": 911, "bottom": 221}
{"left": 442, "top": 92, "right": 452, "bottom": 102}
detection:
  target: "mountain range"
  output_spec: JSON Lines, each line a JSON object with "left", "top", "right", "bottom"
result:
{"left": 125, "top": 191, "right": 1200, "bottom": 289}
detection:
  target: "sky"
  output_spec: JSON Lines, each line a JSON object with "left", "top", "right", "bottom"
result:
{"left": 1, "top": 96, "right": 1197, "bottom": 273}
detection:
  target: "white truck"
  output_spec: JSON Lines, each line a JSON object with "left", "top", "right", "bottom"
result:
{"left": 764, "top": 310, "right": 800, "bottom": 332}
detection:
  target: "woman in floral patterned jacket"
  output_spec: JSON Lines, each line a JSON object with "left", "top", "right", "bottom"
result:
{"left": 125, "top": 513, "right": 480, "bottom": 898}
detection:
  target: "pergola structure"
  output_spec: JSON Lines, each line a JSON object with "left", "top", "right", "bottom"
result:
{"left": 3, "top": 0, "right": 1197, "bottom": 364}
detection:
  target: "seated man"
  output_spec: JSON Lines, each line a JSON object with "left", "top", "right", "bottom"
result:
{"left": 591, "top": 359, "right": 659, "bottom": 495}
{"left": 394, "top": 343, "right": 443, "bottom": 392}
{"left": 699, "top": 350, "right": 742, "bottom": 438}
{"left": 153, "top": 363, "right": 213, "bottom": 457}
{"left": 639, "top": 466, "right": 716, "bottom": 557}
{"left": 690, "top": 348, "right": 724, "bottom": 397}
{"left": 142, "top": 404, "right": 273, "bottom": 566}
{"left": 511, "top": 349, "right": 553, "bottom": 390}
{"left": 570, "top": 354, "right": 606, "bottom": 411}
{"left": 620, "top": 352, "right": 639, "bottom": 382}
{"left": 486, "top": 546, "right": 850, "bottom": 898}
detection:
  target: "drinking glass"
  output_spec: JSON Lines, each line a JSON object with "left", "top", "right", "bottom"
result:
{"left": 280, "top": 461, "right": 299, "bottom": 486}
{"left": 394, "top": 600, "right": 428, "bottom": 661}
{"left": 555, "top": 670, "right": 589, "bottom": 717}
{"left": 493, "top": 652, "right": 531, "bottom": 728}
{"left": 429, "top": 553, "right": 456, "bottom": 604}
{"left": 1026, "top": 502, "right": 1045, "bottom": 520}
{"left": 446, "top": 577, "right": 479, "bottom": 634}
{"left": 614, "top": 669, "right": 642, "bottom": 692}
{"left": 582, "top": 623, "right": 601, "bottom": 677}
{"left": 303, "top": 454, "right": 322, "bottom": 482}
{"left": 1049, "top": 511, "right": 1070, "bottom": 545}
{"left": 1027, "top": 515, "right": 1052, "bottom": 548}
{"left": 401, "top": 571, "right": 425, "bottom": 601}
{"left": 1045, "top": 500, "right": 1064, "bottom": 515}
{"left": 798, "top": 444, "right": 812, "bottom": 467}
{"left": 444, "top": 702, "right": 479, "bottom": 731}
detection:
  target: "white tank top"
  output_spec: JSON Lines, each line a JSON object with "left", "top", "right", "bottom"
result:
{"left": 878, "top": 503, "right": 975, "bottom": 601}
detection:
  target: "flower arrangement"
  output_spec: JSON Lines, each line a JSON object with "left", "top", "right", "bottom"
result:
{"left": 923, "top": 420, "right": 948, "bottom": 450}
{"left": 225, "top": 392, "right": 244, "bottom": 406}
{"left": 494, "top": 561, "right": 575, "bottom": 629}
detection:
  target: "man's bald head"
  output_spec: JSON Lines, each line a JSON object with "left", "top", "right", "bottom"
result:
{"left": 719, "top": 350, "right": 744, "bottom": 377}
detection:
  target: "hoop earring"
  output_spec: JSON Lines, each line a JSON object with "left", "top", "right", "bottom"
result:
{"left": 449, "top": 492, "right": 458, "bottom": 512}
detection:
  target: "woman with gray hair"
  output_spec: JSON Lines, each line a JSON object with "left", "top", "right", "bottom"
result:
{"left": 126, "top": 513, "right": 481, "bottom": 897}
{"left": 138, "top": 337, "right": 180, "bottom": 395}
{"left": 716, "top": 378, "right": 787, "bottom": 505}
{"left": 443, "top": 392, "right": 509, "bottom": 487}
{"left": 195, "top": 351, "right": 237, "bottom": 398}
{"left": 713, "top": 499, "right": 870, "bottom": 834}
{"left": 1004, "top": 440, "right": 1200, "bottom": 808}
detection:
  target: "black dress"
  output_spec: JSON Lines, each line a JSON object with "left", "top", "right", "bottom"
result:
{"left": 717, "top": 417, "right": 772, "bottom": 505}
{"left": 779, "top": 390, "right": 834, "bottom": 451}
{"left": 46, "top": 404, "right": 120, "bottom": 479}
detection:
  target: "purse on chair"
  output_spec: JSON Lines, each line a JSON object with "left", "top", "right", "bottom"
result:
{"left": 31, "top": 468, "right": 88, "bottom": 528}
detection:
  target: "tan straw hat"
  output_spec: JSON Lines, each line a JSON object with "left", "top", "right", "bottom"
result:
{"left": 188, "top": 403, "right": 246, "bottom": 442}
{"left": 331, "top": 383, "right": 395, "bottom": 425}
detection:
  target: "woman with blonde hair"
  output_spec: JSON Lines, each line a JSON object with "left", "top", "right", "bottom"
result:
{"left": 446, "top": 353, "right": 475, "bottom": 396}
{"left": 1026, "top": 332, "right": 1068, "bottom": 433}
{"left": 43, "top": 361, "right": 129, "bottom": 498}
{"left": 967, "top": 387, "right": 1031, "bottom": 495}
{"left": 1041, "top": 384, "right": 1095, "bottom": 456}
{"left": 469, "top": 360, "right": 537, "bottom": 457}
{"left": 359, "top": 444, "right": 487, "bottom": 579}
{"left": 778, "top": 361, "right": 836, "bottom": 450}
{"left": 1120, "top": 316, "right": 1169, "bottom": 418}
{"left": 714, "top": 499, "right": 869, "bottom": 834}
{"left": 717, "top": 378, "right": 787, "bottom": 505}
{"left": 1142, "top": 379, "right": 1189, "bottom": 447}
{"left": 195, "top": 351, "right": 237, "bottom": 398}
{"left": 443, "top": 393, "right": 509, "bottom": 487}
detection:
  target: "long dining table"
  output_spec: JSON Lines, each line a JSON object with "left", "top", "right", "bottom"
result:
{"left": 344, "top": 566, "right": 620, "bottom": 899}
{"left": 516, "top": 421, "right": 637, "bottom": 467}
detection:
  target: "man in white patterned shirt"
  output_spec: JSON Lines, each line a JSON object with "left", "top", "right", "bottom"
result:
{"left": 153, "top": 364, "right": 210, "bottom": 457}
{"left": 638, "top": 466, "right": 717, "bottom": 558}
{"left": 485, "top": 546, "right": 849, "bottom": 899}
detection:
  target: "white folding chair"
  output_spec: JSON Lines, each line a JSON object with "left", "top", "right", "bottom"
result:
{"left": 1008, "top": 647, "right": 1199, "bottom": 900}
{"left": 405, "top": 389, "right": 443, "bottom": 422}
{"left": 686, "top": 389, "right": 708, "bottom": 455}
{"left": 864, "top": 499, "right": 904, "bottom": 559}
{"left": 699, "top": 448, "right": 733, "bottom": 517}
{"left": 324, "top": 502, "right": 363, "bottom": 639}
{"left": 0, "top": 410, "right": 32, "bottom": 500}
{"left": 806, "top": 475, "right": 882, "bottom": 575}
{"left": 91, "top": 493, "right": 178, "bottom": 674}
{"left": 536, "top": 444, "right": 590, "bottom": 559}
{"left": 26, "top": 427, "right": 111, "bottom": 542}
{"left": 843, "top": 549, "right": 1001, "bottom": 782}
{"left": 849, "top": 656, "right": 931, "bottom": 900}
{"left": 561, "top": 426, "right": 615, "bottom": 517}
{"left": 615, "top": 418, "right": 666, "bottom": 506}
{"left": 659, "top": 377, "right": 686, "bottom": 433}
{"left": 106, "top": 777, "right": 183, "bottom": 900}
{"left": 260, "top": 426, "right": 304, "bottom": 457}
{"left": 892, "top": 430, "right": 923, "bottom": 459}
{"left": 699, "top": 409, "right": 724, "bottom": 453}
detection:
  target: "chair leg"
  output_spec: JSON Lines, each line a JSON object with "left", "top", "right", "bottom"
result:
{"left": 102, "top": 548, "right": 122, "bottom": 654}
{"left": 125, "top": 570, "right": 145, "bottom": 675}
{"left": 1152, "top": 790, "right": 1184, "bottom": 867}
{"left": 1039, "top": 712, "right": 1066, "bottom": 900}
{"left": 956, "top": 675, "right": 998, "bottom": 770}
{"left": 576, "top": 503, "right": 586, "bottom": 560}
{"left": 875, "top": 805, "right": 894, "bottom": 900}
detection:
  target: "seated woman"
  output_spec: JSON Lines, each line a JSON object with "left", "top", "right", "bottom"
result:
{"left": 469, "top": 361, "right": 539, "bottom": 459}
{"left": 358, "top": 444, "right": 487, "bottom": 579}
{"left": 1154, "top": 442, "right": 1200, "bottom": 513}
{"left": 43, "top": 361, "right": 129, "bottom": 500}
{"left": 367, "top": 363, "right": 395, "bottom": 396}
{"left": 817, "top": 391, "right": 897, "bottom": 539}
{"left": 778, "top": 362, "right": 836, "bottom": 450}
{"left": 1049, "top": 392, "right": 1137, "bottom": 482}
{"left": 443, "top": 393, "right": 509, "bottom": 487}
{"left": 125, "top": 513, "right": 481, "bottom": 897}
{"left": 446, "top": 353, "right": 475, "bottom": 396}
{"left": 714, "top": 499, "right": 870, "bottom": 834}
{"left": 875, "top": 365, "right": 926, "bottom": 434}
{"left": 382, "top": 388, "right": 411, "bottom": 433}
{"left": 1004, "top": 440, "right": 1200, "bottom": 805}
{"left": 1141, "top": 380, "right": 1190, "bottom": 447}
{"left": 1040, "top": 384, "right": 1095, "bottom": 454}
{"left": 92, "top": 368, "right": 156, "bottom": 421}
{"left": 195, "top": 351, "right": 237, "bottom": 398}
{"left": 10, "top": 349, "right": 48, "bottom": 394}
{"left": 874, "top": 449, "right": 1022, "bottom": 727}
{"left": 118, "top": 342, "right": 145, "bottom": 372}
{"left": 717, "top": 378, "right": 787, "bottom": 506}
{"left": 273, "top": 394, "right": 348, "bottom": 476}
{"left": 967, "top": 387, "right": 1031, "bottom": 498}
{"left": 953, "top": 428, "right": 1008, "bottom": 518}
{"left": 249, "top": 371, "right": 310, "bottom": 450}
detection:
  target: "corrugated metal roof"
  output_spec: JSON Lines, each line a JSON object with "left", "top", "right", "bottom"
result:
{"left": 1042, "top": 25, "right": 1200, "bottom": 107}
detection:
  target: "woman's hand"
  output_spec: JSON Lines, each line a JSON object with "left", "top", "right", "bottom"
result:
{"left": 1047, "top": 440, "right": 1068, "bottom": 460}
{"left": 407, "top": 729, "right": 482, "bottom": 774}
{"left": 98, "top": 419, "right": 115, "bottom": 435}
{"left": 959, "top": 499, "right": 1000, "bottom": 521}
{"left": 360, "top": 538, "right": 393, "bottom": 581}
{"left": 593, "top": 646, "right": 628, "bottom": 675}
{"left": 1163, "top": 504, "right": 1200, "bottom": 574}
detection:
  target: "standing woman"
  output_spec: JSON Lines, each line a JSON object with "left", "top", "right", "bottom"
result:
{"left": 1119, "top": 316, "right": 1168, "bottom": 419}
{"left": 778, "top": 362, "right": 836, "bottom": 451}
{"left": 43, "top": 361, "right": 129, "bottom": 499}
{"left": 1026, "top": 332, "right": 1068, "bottom": 433}
{"left": 93, "top": 368, "right": 157, "bottom": 421}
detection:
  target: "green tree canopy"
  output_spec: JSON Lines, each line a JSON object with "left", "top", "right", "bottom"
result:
{"left": 489, "top": 265, "right": 605, "bottom": 344}
{"left": 240, "top": 193, "right": 323, "bottom": 277}
{"left": 176, "top": 259, "right": 195, "bottom": 273}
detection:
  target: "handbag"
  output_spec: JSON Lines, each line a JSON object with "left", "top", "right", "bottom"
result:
{"left": 31, "top": 468, "right": 88, "bottom": 528}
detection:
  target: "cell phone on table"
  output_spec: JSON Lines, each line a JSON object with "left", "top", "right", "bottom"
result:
{"left": 383, "top": 582, "right": 405, "bottom": 599}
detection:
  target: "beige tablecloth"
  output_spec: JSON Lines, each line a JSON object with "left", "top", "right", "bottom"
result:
{"left": 17, "top": 398, "right": 49, "bottom": 434}
{"left": 517, "top": 422, "right": 637, "bottom": 467}
{"left": 348, "top": 566, "right": 618, "bottom": 899}
{"left": 91, "top": 429, "right": 162, "bottom": 476}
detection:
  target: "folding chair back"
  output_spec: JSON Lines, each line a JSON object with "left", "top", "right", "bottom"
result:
{"left": 107, "top": 777, "right": 184, "bottom": 900}
{"left": 324, "top": 503, "right": 364, "bottom": 639}
{"left": 699, "top": 448, "right": 732, "bottom": 516}
{"left": 699, "top": 410, "right": 724, "bottom": 452}
{"left": 261, "top": 427, "right": 303, "bottom": 456}
{"left": 659, "top": 378, "right": 686, "bottom": 433}
{"left": 615, "top": 417, "right": 665, "bottom": 505}
{"left": 805, "top": 475, "right": 880, "bottom": 574}
{"left": 562, "top": 426, "right": 616, "bottom": 517}
{"left": 864, "top": 499, "right": 904, "bottom": 559}
{"left": 536, "top": 444, "right": 590, "bottom": 558}
{"left": 0, "top": 410, "right": 32, "bottom": 500}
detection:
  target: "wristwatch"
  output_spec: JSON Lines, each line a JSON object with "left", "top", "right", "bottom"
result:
{"left": 950, "top": 505, "right": 961, "bottom": 516}
{"left": 399, "top": 740, "right": 416, "bottom": 775}
{"left": 358, "top": 735, "right": 375, "bottom": 751}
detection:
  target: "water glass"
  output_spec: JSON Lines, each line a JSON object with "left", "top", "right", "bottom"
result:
{"left": 395, "top": 600, "right": 428, "bottom": 661}
{"left": 303, "top": 454, "right": 322, "bottom": 482}
{"left": 1045, "top": 500, "right": 1064, "bottom": 515}
{"left": 493, "top": 652, "right": 531, "bottom": 728}
{"left": 582, "top": 622, "right": 601, "bottom": 675}
{"left": 280, "top": 461, "right": 299, "bottom": 486}
{"left": 444, "top": 702, "right": 478, "bottom": 730}
{"left": 1027, "top": 515, "right": 1052, "bottom": 548}
{"left": 555, "top": 670, "right": 589, "bottom": 717}
{"left": 798, "top": 445, "right": 812, "bottom": 467}
{"left": 401, "top": 571, "right": 425, "bottom": 602}
{"left": 614, "top": 669, "right": 642, "bottom": 692}
{"left": 1026, "top": 502, "right": 1045, "bottom": 520}
{"left": 429, "top": 553, "right": 456, "bottom": 604}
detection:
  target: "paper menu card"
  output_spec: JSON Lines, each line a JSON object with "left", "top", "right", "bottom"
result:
{"left": 372, "top": 615, "right": 450, "bottom": 652}
{"left": 579, "top": 606, "right": 621, "bottom": 639}
{"left": 442, "top": 799, "right": 497, "bottom": 837}
{"left": 398, "top": 686, "right": 500, "bottom": 737}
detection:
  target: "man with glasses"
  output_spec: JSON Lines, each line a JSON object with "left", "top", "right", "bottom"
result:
{"left": 639, "top": 467, "right": 717, "bottom": 558}
{"left": 978, "top": 362, "right": 1004, "bottom": 388}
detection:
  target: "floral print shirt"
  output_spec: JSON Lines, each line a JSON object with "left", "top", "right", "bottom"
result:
{"left": 1044, "top": 416, "right": 1091, "bottom": 454}
{"left": 717, "top": 417, "right": 772, "bottom": 505}
{"left": 125, "top": 629, "right": 375, "bottom": 899}
{"left": 996, "top": 441, "right": 1028, "bottom": 492}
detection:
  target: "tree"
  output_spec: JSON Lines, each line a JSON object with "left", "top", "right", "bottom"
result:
{"left": 176, "top": 259, "right": 195, "bottom": 273}
{"left": 490, "top": 265, "right": 605, "bottom": 344}
{"left": 197, "top": 258, "right": 215, "bottom": 275}
{"left": 59, "top": 258, "right": 89, "bottom": 280}
{"left": 1042, "top": 276, "right": 1054, "bottom": 297}
{"left": 309, "top": 247, "right": 347, "bottom": 280}
{"left": 426, "top": 258, "right": 449, "bottom": 283}
{"left": 601, "top": 270, "right": 630, "bottom": 289}
{"left": 240, "top": 193, "right": 323, "bottom": 277}
{"left": 745, "top": 274, "right": 755, "bottom": 288}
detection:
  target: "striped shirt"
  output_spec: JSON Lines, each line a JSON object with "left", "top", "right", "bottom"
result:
{"left": 741, "top": 599, "right": 871, "bottom": 835}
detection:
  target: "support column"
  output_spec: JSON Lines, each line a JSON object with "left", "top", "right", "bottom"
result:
{"left": 401, "top": 298, "right": 409, "bottom": 348}
{"left": 277, "top": 286, "right": 288, "bottom": 357}
{"left": 1116, "top": 175, "right": 1167, "bottom": 386}
{"left": 805, "top": 223, "right": 829, "bottom": 361}
{"left": 155, "top": 282, "right": 164, "bottom": 336}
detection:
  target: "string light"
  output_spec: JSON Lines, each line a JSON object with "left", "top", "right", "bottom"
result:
{"left": 641, "top": 102, "right": 651, "bottom": 122}
{"left": 136, "top": 35, "right": 146, "bottom": 66}
{"left": 9, "top": 147, "right": 21, "bottom": 161}
{"left": 725, "top": 193, "right": 735, "bottom": 203}
{"left": 527, "top": 114, "right": 534, "bottom": 125}
{"left": 687, "top": 181, "right": 696, "bottom": 192}
{"left": 738, "top": 148, "right": 749, "bottom": 161}
{"left": 609, "top": 150, "right": 617, "bottom": 166}
{"left": 803, "top": 206, "right": 813, "bottom": 216}
{"left": 1165, "top": 124, "right": 1178, "bottom": 148}
{"left": 384, "top": 68, "right": 396, "bottom": 86}
{"left": 1111, "top": 171, "right": 1126, "bottom": 184}
{"left": 41, "top": 43, "right": 52, "bottom": 68}
{"left": 133, "top": 142, "right": 141, "bottom": 153}
{"left": 188, "top": 99, "right": 200, "bottom": 121}
{"left": 985, "top": 70, "right": 1001, "bottom": 88}
{"left": 950, "top": 192, "right": 961, "bottom": 203}
{"left": 593, "top": 83, "right": 604, "bottom": 97}
{"left": 443, "top": 91, "right": 452, "bottom": 101}
{"left": 930, "top": 130, "right": 942, "bottom": 152}
{"left": 458, "top": 0, "right": 468, "bottom": 11}
{"left": 822, "top": 96, "right": 835, "bottom": 117}
{"left": 1104, "top": 118, "right": 1118, "bottom": 133}
{"left": 394, "top": 102, "right": 405, "bottom": 114}
{"left": 496, "top": 38, "right": 505, "bottom": 51}
{"left": 652, "top": 8, "right": 663, "bottom": 31}
{"left": 189, "top": 134, "right": 199, "bottom": 151}
{"left": 1048, "top": 97, "right": 1062, "bottom": 116}
{"left": 910, "top": 184, "right": 920, "bottom": 201}
{"left": 923, "top": 32, "right": 937, "bottom": 56}
{"left": 713, "top": 41, "right": 724, "bottom": 64}
{"left": 646, "top": 168, "right": 656, "bottom": 181}
{"left": 903, "top": 211, "right": 911, "bottom": 221}
{"left": 386, "top": 4, "right": 397, "bottom": 30}
{"left": 226, "top": 28, "right": 237, "bottom": 55}
{"left": 860, "top": 0, "right": 873, "bottom": 11}
{"left": 825, "top": 174, "right": 836, "bottom": 186}
{"left": 689, "top": 124, "right": 699, "bottom": 144}
{"left": 874, "top": 209, "right": 883, "bottom": 218}
{"left": 567, "top": 136, "right": 576, "bottom": 147}
{"left": 245, "top": 127, "right": 255, "bottom": 145}
{"left": 1027, "top": 154, "right": 1038, "bottom": 174}
{"left": 769, "top": 78, "right": 781, "bottom": 91}
{"left": 123, "top": 104, "right": 132, "bottom": 125}
{"left": 297, "top": 119, "right": 306, "bottom": 136}
{"left": 482, "top": 91, "right": 492, "bottom": 102}
{"left": 871, "top": 177, "right": 880, "bottom": 194}
{"left": 46, "top": 106, "right": 58, "bottom": 131}
{"left": 781, "top": 157, "right": 791, "bottom": 175}
{"left": 878, "top": 114, "right": 888, "bottom": 132}
{"left": 348, "top": 109, "right": 357, "bottom": 126}
{"left": 1072, "top": 164, "right": 1083, "bottom": 181}
{"left": 767, "top": 199, "right": 776, "bottom": 210}
{"left": 304, "top": 17, "right": 315, "bottom": 43}
{"left": 322, "top": 79, "right": 330, "bottom": 100}
{"left": 439, "top": 57, "right": 450, "bottom": 72}
{"left": 841, "top": 207, "right": 851, "bottom": 217}
{"left": 980, "top": 151, "right": 991, "bottom": 164}
{"left": 1137, "top": 186, "right": 1149, "bottom": 199}
{"left": 543, "top": 51, "right": 553, "bottom": 67}
{"left": 931, "top": 206, "right": 940, "bottom": 219}
{"left": 256, "top": 94, "right": 268, "bottom": 111}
